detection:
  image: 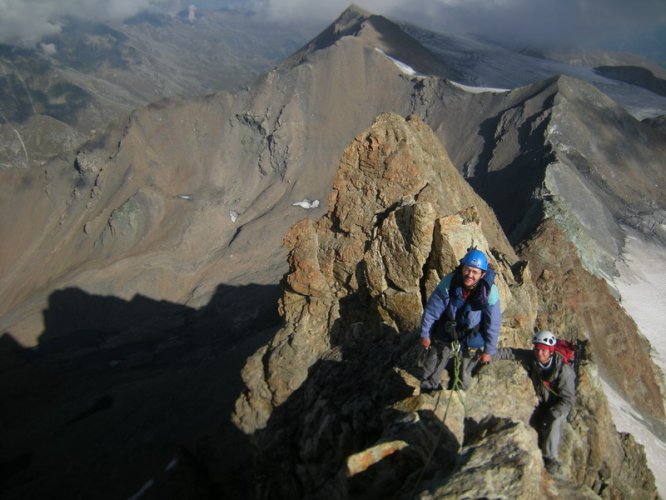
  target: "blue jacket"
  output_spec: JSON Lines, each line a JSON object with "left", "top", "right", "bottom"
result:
{"left": 419, "top": 267, "right": 501, "bottom": 355}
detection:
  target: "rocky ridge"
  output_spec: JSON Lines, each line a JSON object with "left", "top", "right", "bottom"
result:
{"left": 231, "top": 113, "right": 657, "bottom": 498}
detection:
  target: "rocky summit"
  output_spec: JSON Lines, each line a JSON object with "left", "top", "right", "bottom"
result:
{"left": 226, "top": 113, "right": 657, "bottom": 498}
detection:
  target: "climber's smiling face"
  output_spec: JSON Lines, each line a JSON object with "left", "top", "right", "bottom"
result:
{"left": 534, "top": 346, "right": 554, "bottom": 364}
{"left": 461, "top": 265, "right": 485, "bottom": 289}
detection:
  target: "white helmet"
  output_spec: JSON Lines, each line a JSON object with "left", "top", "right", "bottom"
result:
{"left": 532, "top": 330, "right": 557, "bottom": 347}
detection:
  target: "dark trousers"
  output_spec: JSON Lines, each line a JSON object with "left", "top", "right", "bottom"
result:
{"left": 530, "top": 404, "right": 568, "bottom": 460}
{"left": 421, "top": 340, "right": 479, "bottom": 390}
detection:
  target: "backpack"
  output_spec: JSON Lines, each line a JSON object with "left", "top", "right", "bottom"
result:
{"left": 553, "top": 339, "right": 577, "bottom": 365}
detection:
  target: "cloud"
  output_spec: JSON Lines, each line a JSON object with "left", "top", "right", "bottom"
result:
{"left": 0, "top": 0, "right": 182, "bottom": 45}
{"left": 1, "top": 0, "right": 664, "bottom": 59}
{"left": 39, "top": 42, "right": 58, "bottom": 55}
{"left": 259, "top": 0, "right": 666, "bottom": 53}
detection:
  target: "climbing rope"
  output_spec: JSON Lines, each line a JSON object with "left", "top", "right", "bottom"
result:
{"left": 449, "top": 341, "right": 464, "bottom": 391}
{"left": 409, "top": 341, "right": 466, "bottom": 498}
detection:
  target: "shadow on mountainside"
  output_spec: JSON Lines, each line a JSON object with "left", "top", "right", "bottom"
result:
{"left": 251, "top": 346, "right": 419, "bottom": 498}
{"left": 594, "top": 66, "right": 666, "bottom": 97}
{"left": 0, "top": 71, "right": 93, "bottom": 126}
{"left": 0, "top": 283, "right": 281, "bottom": 500}
{"left": 467, "top": 104, "right": 555, "bottom": 243}
{"left": 247, "top": 277, "right": 462, "bottom": 498}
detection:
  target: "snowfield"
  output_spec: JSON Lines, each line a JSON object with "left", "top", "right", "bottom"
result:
{"left": 612, "top": 230, "right": 666, "bottom": 497}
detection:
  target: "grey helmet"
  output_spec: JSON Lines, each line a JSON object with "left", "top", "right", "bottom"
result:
{"left": 532, "top": 330, "right": 557, "bottom": 347}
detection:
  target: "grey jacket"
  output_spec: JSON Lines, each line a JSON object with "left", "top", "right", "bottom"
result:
{"left": 495, "top": 348, "right": 576, "bottom": 419}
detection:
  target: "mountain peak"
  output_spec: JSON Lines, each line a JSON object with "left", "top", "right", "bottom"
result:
{"left": 299, "top": 4, "right": 374, "bottom": 52}
{"left": 286, "top": 5, "right": 459, "bottom": 79}
{"left": 336, "top": 3, "right": 373, "bottom": 25}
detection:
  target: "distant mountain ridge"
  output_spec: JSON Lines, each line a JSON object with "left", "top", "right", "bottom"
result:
{"left": 2, "top": 5, "right": 665, "bottom": 170}
{"left": 402, "top": 24, "right": 666, "bottom": 121}
{"left": 0, "top": 8, "right": 311, "bottom": 168}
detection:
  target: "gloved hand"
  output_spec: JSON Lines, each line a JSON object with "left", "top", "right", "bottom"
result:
{"left": 479, "top": 353, "right": 492, "bottom": 364}
{"left": 420, "top": 337, "right": 431, "bottom": 349}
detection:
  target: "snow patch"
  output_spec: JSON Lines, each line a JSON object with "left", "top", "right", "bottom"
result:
{"left": 603, "top": 381, "right": 666, "bottom": 497}
{"left": 449, "top": 80, "right": 510, "bottom": 94}
{"left": 40, "top": 42, "right": 57, "bottom": 56}
{"left": 165, "top": 456, "right": 178, "bottom": 472}
{"left": 292, "top": 199, "right": 319, "bottom": 209}
{"left": 187, "top": 5, "right": 197, "bottom": 22}
{"left": 128, "top": 479, "right": 154, "bottom": 500}
{"left": 374, "top": 48, "right": 420, "bottom": 77}
{"left": 614, "top": 231, "right": 666, "bottom": 374}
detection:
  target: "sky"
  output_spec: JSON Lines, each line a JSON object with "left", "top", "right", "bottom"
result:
{"left": 0, "top": 0, "right": 664, "bottom": 64}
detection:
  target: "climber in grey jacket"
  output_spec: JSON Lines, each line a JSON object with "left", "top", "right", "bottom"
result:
{"left": 495, "top": 330, "right": 576, "bottom": 474}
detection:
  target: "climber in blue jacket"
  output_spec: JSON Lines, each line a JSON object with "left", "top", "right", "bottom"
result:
{"left": 418, "top": 248, "right": 501, "bottom": 392}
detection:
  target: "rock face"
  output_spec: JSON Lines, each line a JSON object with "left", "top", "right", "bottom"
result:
{"left": 415, "top": 74, "right": 666, "bottom": 273}
{"left": 231, "top": 114, "right": 657, "bottom": 498}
